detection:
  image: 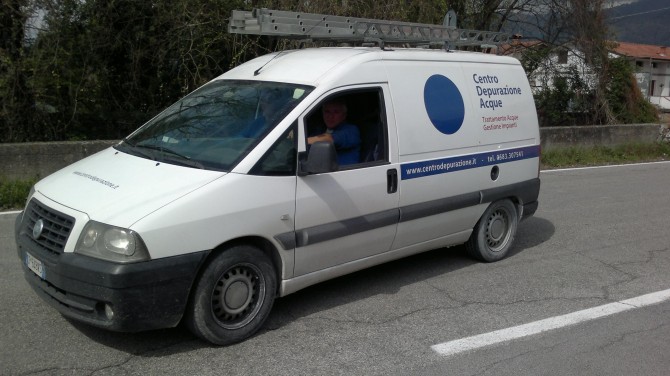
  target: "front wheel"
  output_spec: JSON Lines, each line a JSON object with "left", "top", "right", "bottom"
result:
{"left": 186, "top": 245, "right": 277, "bottom": 345}
{"left": 466, "top": 199, "right": 518, "bottom": 262}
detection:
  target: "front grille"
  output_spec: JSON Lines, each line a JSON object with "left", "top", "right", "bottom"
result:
{"left": 23, "top": 199, "right": 75, "bottom": 255}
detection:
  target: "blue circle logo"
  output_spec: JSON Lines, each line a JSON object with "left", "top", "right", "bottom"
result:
{"left": 423, "top": 75, "right": 465, "bottom": 135}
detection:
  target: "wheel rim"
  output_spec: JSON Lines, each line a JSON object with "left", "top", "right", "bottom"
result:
{"left": 211, "top": 263, "right": 266, "bottom": 330}
{"left": 485, "top": 207, "right": 512, "bottom": 253}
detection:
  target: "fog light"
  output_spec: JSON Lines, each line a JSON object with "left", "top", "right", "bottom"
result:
{"left": 82, "top": 228, "right": 99, "bottom": 248}
{"left": 104, "top": 304, "right": 114, "bottom": 320}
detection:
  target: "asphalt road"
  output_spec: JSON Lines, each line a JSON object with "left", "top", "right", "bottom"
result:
{"left": 2, "top": 162, "right": 670, "bottom": 376}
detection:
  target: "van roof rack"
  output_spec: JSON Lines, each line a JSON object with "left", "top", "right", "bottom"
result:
{"left": 228, "top": 8, "right": 509, "bottom": 50}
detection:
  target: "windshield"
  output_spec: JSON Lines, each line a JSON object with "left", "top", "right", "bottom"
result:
{"left": 116, "top": 80, "right": 312, "bottom": 171}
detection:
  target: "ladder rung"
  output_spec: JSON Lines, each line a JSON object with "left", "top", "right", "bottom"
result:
{"left": 257, "top": 8, "right": 374, "bottom": 24}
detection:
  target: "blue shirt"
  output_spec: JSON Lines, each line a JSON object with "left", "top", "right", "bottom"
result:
{"left": 330, "top": 122, "right": 361, "bottom": 165}
{"left": 239, "top": 116, "right": 267, "bottom": 138}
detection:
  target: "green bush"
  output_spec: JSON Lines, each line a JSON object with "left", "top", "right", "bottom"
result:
{"left": 606, "top": 58, "right": 658, "bottom": 124}
{"left": 0, "top": 178, "right": 36, "bottom": 210}
{"left": 541, "top": 142, "right": 670, "bottom": 169}
{"left": 532, "top": 57, "right": 659, "bottom": 127}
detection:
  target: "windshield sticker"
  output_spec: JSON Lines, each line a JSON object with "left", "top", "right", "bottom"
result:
{"left": 73, "top": 171, "right": 119, "bottom": 189}
{"left": 423, "top": 74, "right": 465, "bottom": 135}
{"left": 401, "top": 145, "right": 540, "bottom": 180}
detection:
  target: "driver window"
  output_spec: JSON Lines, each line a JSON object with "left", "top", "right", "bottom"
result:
{"left": 304, "top": 88, "right": 387, "bottom": 168}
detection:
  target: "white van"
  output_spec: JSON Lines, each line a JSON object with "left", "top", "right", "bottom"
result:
{"left": 15, "top": 12, "right": 540, "bottom": 345}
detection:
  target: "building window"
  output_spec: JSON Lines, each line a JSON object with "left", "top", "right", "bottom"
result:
{"left": 558, "top": 50, "right": 568, "bottom": 64}
{"left": 636, "top": 61, "right": 643, "bottom": 67}
{"left": 652, "top": 62, "right": 658, "bottom": 68}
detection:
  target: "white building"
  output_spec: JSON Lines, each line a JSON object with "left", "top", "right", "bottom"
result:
{"left": 500, "top": 40, "right": 670, "bottom": 111}
{"left": 610, "top": 42, "right": 670, "bottom": 110}
{"left": 498, "top": 40, "right": 595, "bottom": 95}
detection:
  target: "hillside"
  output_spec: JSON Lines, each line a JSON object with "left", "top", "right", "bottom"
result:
{"left": 607, "top": 0, "right": 670, "bottom": 45}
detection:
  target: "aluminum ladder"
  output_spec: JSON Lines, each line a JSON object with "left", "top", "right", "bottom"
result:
{"left": 228, "top": 8, "right": 510, "bottom": 49}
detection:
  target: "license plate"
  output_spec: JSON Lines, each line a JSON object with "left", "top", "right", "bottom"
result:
{"left": 25, "top": 252, "right": 46, "bottom": 280}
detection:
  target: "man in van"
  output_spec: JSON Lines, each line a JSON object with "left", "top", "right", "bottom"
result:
{"left": 307, "top": 99, "right": 361, "bottom": 165}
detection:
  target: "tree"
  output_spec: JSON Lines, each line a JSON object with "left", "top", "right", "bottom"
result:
{"left": 19, "top": 0, "right": 257, "bottom": 141}
{"left": 519, "top": 0, "right": 658, "bottom": 126}
{"left": 606, "top": 56, "right": 657, "bottom": 124}
{"left": 8, "top": 0, "right": 475, "bottom": 142}
{"left": 0, "top": 0, "right": 35, "bottom": 142}
{"left": 5, "top": 0, "right": 655, "bottom": 142}
{"left": 458, "top": 0, "right": 537, "bottom": 32}
{"left": 534, "top": 66, "right": 592, "bottom": 127}
{"left": 569, "top": 0, "right": 616, "bottom": 124}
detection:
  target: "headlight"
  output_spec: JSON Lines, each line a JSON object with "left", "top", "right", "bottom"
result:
{"left": 75, "top": 221, "right": 150, "bottom": 263}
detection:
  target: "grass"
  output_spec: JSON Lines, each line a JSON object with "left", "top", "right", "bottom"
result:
{"left": 541, "top": 142, "right": 670, "bottom": 170}
{"left": 0, "top": 178, "right": 36, "bottom": 211}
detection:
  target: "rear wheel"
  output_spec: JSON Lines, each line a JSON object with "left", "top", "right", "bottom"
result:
{"left": 467, "top": 199, "right": 518, "bottom": 262}
{"left": 186, "top": 245, "right": 276, "bottom": 345}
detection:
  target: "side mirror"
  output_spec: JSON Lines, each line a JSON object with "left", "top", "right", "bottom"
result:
{"left": 298, "top": 141, "right": 339, "bottom": 176}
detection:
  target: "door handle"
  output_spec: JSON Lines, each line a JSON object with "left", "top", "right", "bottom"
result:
{"left": 387, "top": 169, "right": 398, "bottom": 194}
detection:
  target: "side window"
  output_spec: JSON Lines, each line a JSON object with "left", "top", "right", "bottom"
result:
{"left": 304, "top": 88, "right": 387, "bottom": 168}
{"left": 250, "top": 123, "right": 297, "bottom": 176}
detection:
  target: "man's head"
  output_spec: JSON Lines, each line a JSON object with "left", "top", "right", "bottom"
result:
{"left": 260, "top": 89, "right": 284, "bottom": 119}
{"left": 322, "top": 100, "right": 347, "bottom": 129}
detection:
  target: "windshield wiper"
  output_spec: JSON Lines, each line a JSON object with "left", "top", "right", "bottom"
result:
{"left": 133, "top": 143, "right": 205, "bottom": 169}
{"left": 116, "top": 139, "right": 156, "bottom": 160}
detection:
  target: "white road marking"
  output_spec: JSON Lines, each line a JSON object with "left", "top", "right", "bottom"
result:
{"left": 431, "top": 289, "right": 670, "bottom": 357}
{"left": 541, "top": 160, "right": 670, "bottom": 173}
{"left": 0, "top": 210, "right": 22, "bottom": 216}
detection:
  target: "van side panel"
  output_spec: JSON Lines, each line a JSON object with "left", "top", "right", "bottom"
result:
{"left": 385, "top": 57, "right": 540, "bottom": 250}
{"left": 460, "top": 62, "right": 540, "bottom": 147}
{"left": 387, "top": 59, "right": 539, "bottom": 160}
{"left": 131, "top": 174, "right": 297, "bottom": 279}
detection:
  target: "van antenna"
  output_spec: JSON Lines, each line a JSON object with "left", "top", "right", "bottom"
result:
{"left": 254, "top": 50, "right": 286, "bottom": 76}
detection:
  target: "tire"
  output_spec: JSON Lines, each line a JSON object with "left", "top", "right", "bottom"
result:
{"left": 466, "top": 199, "right": 518, "bottom": 262}
{"left": 186, "top": 245, "right": 277, "bottom": 345}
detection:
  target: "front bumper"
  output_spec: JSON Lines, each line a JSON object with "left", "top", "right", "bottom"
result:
{"left": 15, "top": 213, "right": 208, "bottom": 332}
